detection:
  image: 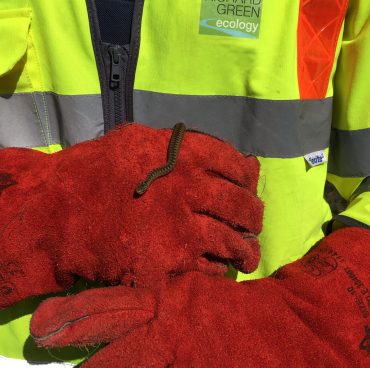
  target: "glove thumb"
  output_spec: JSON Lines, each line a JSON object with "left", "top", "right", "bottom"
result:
{"left": 30, "top": 285, "right": 155, "bottom": 347}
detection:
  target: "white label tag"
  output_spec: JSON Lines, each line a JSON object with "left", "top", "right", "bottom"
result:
{"left": 304, "top": 150, "right": 327, "bottom": 167}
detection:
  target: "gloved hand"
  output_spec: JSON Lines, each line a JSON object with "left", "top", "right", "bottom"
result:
{"left": 0, "top": 123, "right": 263, "bottom": 309}
{"left": 31, "top": 227, "right": 370, "bottom": 367}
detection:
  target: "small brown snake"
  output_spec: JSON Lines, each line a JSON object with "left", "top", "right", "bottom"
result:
{"left": 135, "top": 122, "right": 187, "bottom": 195}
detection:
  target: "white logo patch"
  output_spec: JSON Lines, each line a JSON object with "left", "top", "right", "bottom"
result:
{"left": 304, "top": 150, "right": 327, "bottom": 167}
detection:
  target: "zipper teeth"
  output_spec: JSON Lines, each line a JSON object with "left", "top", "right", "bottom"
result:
{"left": 124, "top": 52, "right": 133, "bottom": 122}
{"left": 85, "top": 0, "right": 112, "bottom": 132}
{"left": 124, "top": 46, "right": 132, "bottom": 123}
{"left": 108, "top": 45, "right": 125, "bottom": 125}
{"left": 86, "top": 0, "right": 144, "bottom": 130}
{"left": 125, "top": 0, "right": 145, "bottom": 122}
{"left": 114, "top": 87, "right": 123, "bottom": 123}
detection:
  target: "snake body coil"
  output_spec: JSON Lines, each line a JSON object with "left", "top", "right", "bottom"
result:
{"left": 135, "top": 122, "right": 187, "bottom": 195}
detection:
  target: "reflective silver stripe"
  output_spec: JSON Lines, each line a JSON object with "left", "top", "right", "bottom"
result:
{"left": 133, "top": 90, "right": 333, "bottom": 158}
{"left": 0, "top": 92, "right": 104, "bottom": 148}
{"left": 1, "top": 91, "right": 335, "bottom": 159}
{"left": 328, "top": 128, "right": 370, "bottom": 177}
{"left": 351, "top": 177, "right": 370, "bottom": 199}
{"left": 0, "top": 356, "right": 75, "bottom": 368}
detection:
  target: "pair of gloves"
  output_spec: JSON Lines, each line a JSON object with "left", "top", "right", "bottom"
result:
{"left": 0, "top": 123, "right": 262, "bottom": 305}
{"left": 1, "top": 123, "right": 369, "bottom": 367}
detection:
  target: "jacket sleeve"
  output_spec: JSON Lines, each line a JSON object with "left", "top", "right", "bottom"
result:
{"left": 327, "top": 0, "right": 370, "bottom": 229}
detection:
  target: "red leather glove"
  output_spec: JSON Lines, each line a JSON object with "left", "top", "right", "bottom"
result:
{"left": 0, "top": 123, "right": 263, "bottom": 308}
{"left": 31, "top": 228, "right": 370, "bottom": 367}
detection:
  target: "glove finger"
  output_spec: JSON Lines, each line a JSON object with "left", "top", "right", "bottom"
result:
{"left": 182, "top": 131, "right": 260, "bottom": 192}
{"left": 189, "top": 176, "right": 263, "bottom": 235}
{"left": 31, "top": 286, "right": 155, "bottom": 348}
{"left": 193, "top": 215, "right": 261, "bottom": 274}
{"left": 204, "top": 155, "right": 260, "bottom": 195}
{"left": 80, "top": 327, "right": 172, "bottom": 368}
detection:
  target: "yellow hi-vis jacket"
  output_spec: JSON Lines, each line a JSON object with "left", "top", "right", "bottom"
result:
{"left": 0, "top": 0, "right": 369, "bottom": 366}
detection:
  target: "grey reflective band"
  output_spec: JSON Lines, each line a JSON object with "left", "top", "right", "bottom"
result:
{"left": 133, "top": 90, "right": 333, "bottom": 158}
{"left": 335, "top": 215, "right": 370, "bottom": 230}
{"left": 3, "top": 92, "right": 369, "bottom": 177}
{"left": 1, "top": 91, "right": 334, "bottom": 158}
{"left": 351, "top": 177, "right": 370, "bottom": 199}
{"left": 328, "top": 128, "right": 370, "bottom": 177}
{"left": 0, "top": 92, "right": 104, "bottom": 148}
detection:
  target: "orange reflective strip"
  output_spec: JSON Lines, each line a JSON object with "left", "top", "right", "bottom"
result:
{"left": 297, "top": 0, "right": 348, "bottom": 99}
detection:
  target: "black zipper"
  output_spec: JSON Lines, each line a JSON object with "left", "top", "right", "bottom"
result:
{"left": 86, "top": 0, "right": 144, "bottom": 133}
{"left": 108, "top": 45, "right": 127, "bottom": 125}
{"left": 123, "top": 0, "right": 144, "bottom": 124}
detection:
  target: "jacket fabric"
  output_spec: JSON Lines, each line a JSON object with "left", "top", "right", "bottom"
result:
{"left": 0, "top": 0, "right": 369, "bottom": 366}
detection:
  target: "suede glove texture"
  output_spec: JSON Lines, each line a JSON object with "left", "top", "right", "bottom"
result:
{"left": 31, "top": 227, "right": 370, "bottom": 368}
{"left": 0, "top": 123, "right": 263, "bottom": 309}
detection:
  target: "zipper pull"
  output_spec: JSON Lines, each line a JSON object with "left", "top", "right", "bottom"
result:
{"left": 108, "top": 46, "right": 124, "bottom": 88}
